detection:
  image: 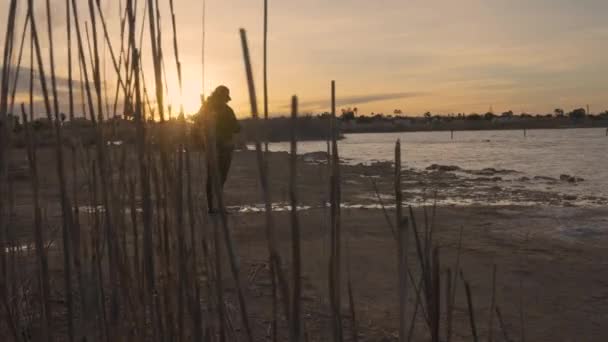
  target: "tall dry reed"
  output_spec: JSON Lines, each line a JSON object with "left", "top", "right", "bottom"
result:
{"left": 0, "top": 1, "right": 508, "bottom": 341}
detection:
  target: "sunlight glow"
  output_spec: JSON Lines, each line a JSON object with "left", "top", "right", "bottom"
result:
{"left": 165, "top": 79, "right": 205, "bottom": 116}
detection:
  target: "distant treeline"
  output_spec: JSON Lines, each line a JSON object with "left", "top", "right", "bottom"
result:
{"left": 4, "top": 106, "right": 608, "bottom": 146}
{"left": 336, "top": 107, "right": 608, "bottom": 133}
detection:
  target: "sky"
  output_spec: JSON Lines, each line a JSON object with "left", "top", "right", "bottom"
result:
{"left": 2, "top": 0, "right": 608, "bottom": 118}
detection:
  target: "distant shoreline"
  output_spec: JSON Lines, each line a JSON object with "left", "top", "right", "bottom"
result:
{"left": 343, "top": 125, "right": 608, "bottom": 135}
{"left": 241, "top": 115, "right": 608, "bottom": 141}
{"left": 340, "top": 119, "right": 608, "bottom": 135}
{"left": 6, "top": 115, "right": 608, "bottom": 146}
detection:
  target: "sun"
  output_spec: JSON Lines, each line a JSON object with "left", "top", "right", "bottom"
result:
{"left": 181, "top": 91, "right": 204, "bottom": 116}
{"left": 165, "top": 84, "right": 204, "bottom": 117}
{"left": 156, "top": 73, "right": 205, "bottom": 117}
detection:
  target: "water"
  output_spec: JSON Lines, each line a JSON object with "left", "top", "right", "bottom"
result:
{"left": 262, "top": 128, "right": 608, "bottom": 199}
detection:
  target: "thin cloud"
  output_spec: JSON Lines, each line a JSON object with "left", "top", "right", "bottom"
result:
{"left": 3, "top": 65, "right": 87, "bottom": 94}
{"left": 283, "top": 92, "right": 427, "bottom": 111}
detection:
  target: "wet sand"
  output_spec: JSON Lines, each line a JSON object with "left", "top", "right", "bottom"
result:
{"left": 5, "top": 148, "right": 608, "bottom": 340}
{"left": 223, "top": 150, "right": 608, "bottom": 341}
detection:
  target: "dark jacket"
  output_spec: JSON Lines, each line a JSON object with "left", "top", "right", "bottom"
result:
{"left": 200, "top": 102, "right": 240, "bottom": 146}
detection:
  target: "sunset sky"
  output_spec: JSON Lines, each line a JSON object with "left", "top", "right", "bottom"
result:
{"left": 2, "top": 0, "right": 608, "bottom": 117}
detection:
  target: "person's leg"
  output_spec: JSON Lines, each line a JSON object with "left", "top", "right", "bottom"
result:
{"left": 219, "top": 146, "right": 234, "bottom": 186}
{"left": 206, "top": 158, "right": 214, "bottom": 213}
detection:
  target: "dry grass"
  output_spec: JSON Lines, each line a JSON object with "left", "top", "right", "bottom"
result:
{"left": 0, "top": 1, "right": 511, "bottom": 341}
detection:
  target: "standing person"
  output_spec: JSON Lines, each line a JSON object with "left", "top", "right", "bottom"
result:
{"left": 200, "top": 85, "right": 240, "bottom": 213}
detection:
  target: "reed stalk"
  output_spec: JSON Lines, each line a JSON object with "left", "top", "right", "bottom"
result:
{"left": 185, "top": 148, "right": 203, "bottom": 341}
{"left": 407, "top": 274, "right": 425, "bottom": 342}
{"left": 496, "top": 306, "right": 513, "bottom": 342}
{"left": 168, "top": 0, "right": 183, "bottom": 104}
{"left": 263, "top": 0, "right": 269, "bottom": 152}
{"left": 446, "top": 225, "right": 464, "bottom": 342}
{"left": 408, "top": 207, "right": 430, "bottom": 319}
{"left": 488, "top": 264, "right": 497, "bottom": 342}
{"left": 27, "top": 1, "right": 67, "bottom": 338}
{"left": 89, "top": 161, "right": 110, "bottom": 341}
{"left": 462, "top": 271, "right": 479, "bottom": 342}
{"left": 431, "top": 247, "right": 441, "bottom": 342}
{"left": 8, "top": 11, "right": 30, "bottom": 115}
{"left": 87, "top": 1, "right": 122, "bottom": 329}
{"left": 0, "top": 0, "right": 17, "bottom": 117}
{"left": 347, "top": 277, "right": 358, "bottom": 342}
{"left": 1, "top": 287, "right": 19, "bottom": 341}
{"left": 329, "top": 79, "right": 343, "bottom": 341}
{"left": 289, "top": 95, "right": 302, "bottom": 341}
{"left": 69, "top": 0, "right": 98, "bottom": 124}
{"left": 146, "top": 0, "right": 165, "bottom": 122}
{"left": 176, "top": 138, "right": 186, "bottom": 342}
{"left": 0, "top": 2, "right": 18, "bottom": 327}
{"left": 21, "top": 107, "right": 51, "bottom": 342}
{"left": 395, "top": 139, "right": 410, "bottom": 342}
{"left": 519, "top": 279, "right": 526, "bottom": 342}
{"left": 239, "top": 28, "right": 291, "bottom": 323}
{"left": 205, "top": 106, "right": 254, "bottom": 341}
{"left": 370, "top": 178, "right": 397, "bottom": 239}
{"left": 345, "top": 215, "right": 358, "bottom": 342}
{"left": 93, "top": 0, "right": 127, "bottom": 96}
{"left": 168, "top": 1, "right": 187, "bottom": 339}
{"left": 66, "top": 6, "right": 81, "bottom": 270}
{"left": 84, "top": 24, "right": 97, "bottom": 72}
{"left": 111, "top": 5, "right": 129, "bottom": 119}
{"left": 201, "top": 0, "right": 207, "bottom": 97}
{"left": 445, "top": 268, "right": 453, "bottom": 342}
{"left": 128, "top": 178, "right": 141, "bottom": 287}
{"left": 270, "top": 257, "right": 278, "bottom": 342}
{"left": 44, "top": 0, "right": 77, "bottom": 338}
{"left": 212, "top": 216, "right": 227, "bottom": 342}
{"left": 28, "top": 25, "right": 34, "bottom": 123}
{"left": 144, "top": 11, "right": 176, "bottom": 338}
{"left": 129, "top": 2, "right": 159, "bottom": 334}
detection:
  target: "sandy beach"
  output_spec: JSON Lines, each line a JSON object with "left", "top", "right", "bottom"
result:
{"left": 5, "top": 147, "right": 608, "bottom": 341}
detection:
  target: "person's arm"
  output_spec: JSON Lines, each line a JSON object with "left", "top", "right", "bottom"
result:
{"left": 228, "top": 107, "right": 241, "bottom": 133}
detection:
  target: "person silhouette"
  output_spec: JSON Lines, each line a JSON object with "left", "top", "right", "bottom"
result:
{"left": 199, "top": 85, "right": 240, "bottom": 213}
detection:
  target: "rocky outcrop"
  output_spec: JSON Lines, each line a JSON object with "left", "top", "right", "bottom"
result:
{"left": 560, "top": 174, "right": 584, "bottom": 183}
{"left": 301, "top": 151, "right": 329, "bottom": 163}
{"left": 534, "top": 176, "right": 558, "bottom": 182}
{"left": 426, "top": 164, "right": 461, "bottom": 172}
{"left": 469, "top": 167, "right": 519, "bottom": 176}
